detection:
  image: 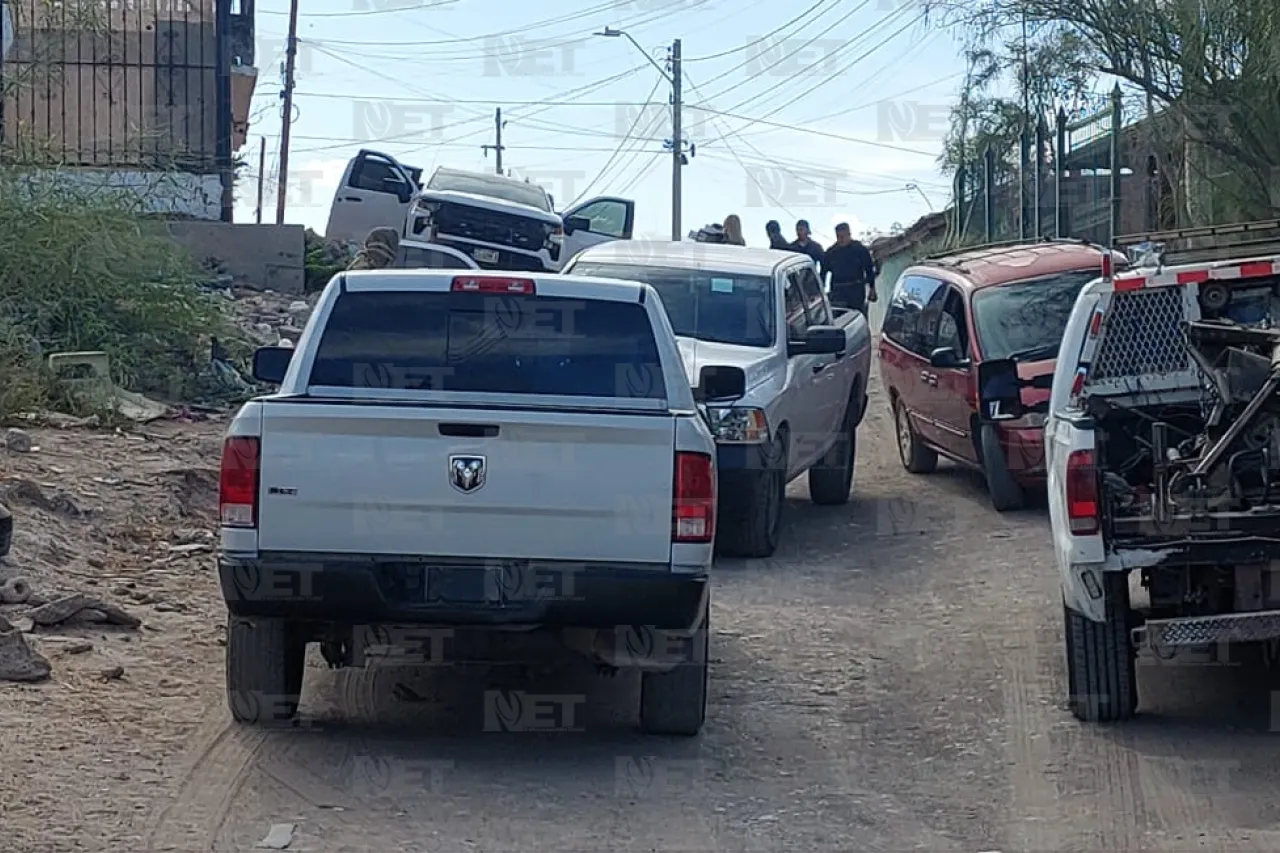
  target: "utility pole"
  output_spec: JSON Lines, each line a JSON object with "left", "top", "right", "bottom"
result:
{"left": 670, "top": 39, "right": 682, "bottom": 241}
{"left": 481, "top": 108, "right": 505, "bottom": 174}
{"left": 254, "top": 137, "right": 266, "bottom": 224}
{"left": 274, "top": 0, "right": 299, "bottom": 225}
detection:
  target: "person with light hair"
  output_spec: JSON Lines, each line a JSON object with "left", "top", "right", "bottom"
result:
{"left": 722, "top": 214, "right": 746, "bottom": 246}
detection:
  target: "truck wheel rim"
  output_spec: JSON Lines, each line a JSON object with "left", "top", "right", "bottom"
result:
{"left": 896, "top": 406, "right": 912, "bottom": 464}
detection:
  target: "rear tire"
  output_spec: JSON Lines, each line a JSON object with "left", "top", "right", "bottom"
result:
{"left": 717, "top": 435, "right": 786, "bottom": 558}
{"left": 980, "top": 424, "right": 1025, "bottom": 512}
{"left": 809, "top": 400, "right": 857, "bottom": 506}
{"left": 640, "top": 598, "right": 709, "bottom": 736}
{"left": 1064, "top": 574, "right": 1138, "bottom": 722}
{"left": 894, "top": 398, "right": 937, "bottom": 474}
{"left": 226, "top": 617, "right": 306, "bottom": 724}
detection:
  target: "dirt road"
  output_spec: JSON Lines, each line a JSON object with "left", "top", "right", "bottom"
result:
{"left": 7, "top": 371, "right": 1280, "bottom": 852}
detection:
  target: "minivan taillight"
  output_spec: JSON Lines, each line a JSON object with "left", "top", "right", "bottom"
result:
{"left": 219, "top": 436, "right": 260, "bottom": 528}
{"left": 673, "top": 452, "right": 715, "bottom": 543}
{"left": 1066, "top": 449, "right": 1099, "bottom": 535}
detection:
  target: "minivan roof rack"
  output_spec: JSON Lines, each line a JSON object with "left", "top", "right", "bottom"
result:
{"left": 1115, "top": 219, "right": 1280, "bottom": 267}
{"left": 924, "top": 236, "right": 1095, "bottom": 268}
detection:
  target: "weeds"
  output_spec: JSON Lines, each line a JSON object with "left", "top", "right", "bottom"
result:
{"left": 0, "top": 168, "right": 244, "bottom": 419}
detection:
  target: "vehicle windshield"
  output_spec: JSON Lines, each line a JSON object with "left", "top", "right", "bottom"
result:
{"left": 971, "top": 270, "right": 1097, "bottom": 361}
{"left": 426, "top": 170, "right": 551, "bottom": 211}
{"left": 568, "top": 262, "right": 775, "bottom": 348}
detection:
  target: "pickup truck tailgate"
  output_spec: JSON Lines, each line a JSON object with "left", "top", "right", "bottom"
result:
{"left": 255, "top": 402, "right": 676, "bottom": 563}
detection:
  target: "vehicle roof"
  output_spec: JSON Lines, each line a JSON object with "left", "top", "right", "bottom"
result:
{"left": 337, "top": 268, "right": 648, "bottom": 302}
{"left": 429, "top": 166, "right": 548, "bottom": 193}
{"left": 909, "top": 240, "right": 1117, "bottom": 289}
{"left": 572, "top": 240, "right": 802, "bottom": 276}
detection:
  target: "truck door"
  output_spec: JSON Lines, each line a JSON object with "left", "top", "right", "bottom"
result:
{"left": 556, "top": 196, "right": 634, "bottom": 268}
{"left": 324, "top": 150, "right": 417, "bottom": 244}
{"left": 782, "top": 267, "right": 828, "bottom": 472}
{"left": 795, "top": 262, "right": 846, "bottom": 445}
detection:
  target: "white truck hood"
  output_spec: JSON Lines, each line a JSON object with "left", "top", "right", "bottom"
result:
{"left": 415, "top": 189, "right": 561, "bottom": 226}
{"left": 676, "top": 337, "right": 775, "bottom": 391}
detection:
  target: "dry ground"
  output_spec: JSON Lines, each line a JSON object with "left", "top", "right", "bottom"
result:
{"left": 4, "top": 370, "right": 1280, "bottom": 852}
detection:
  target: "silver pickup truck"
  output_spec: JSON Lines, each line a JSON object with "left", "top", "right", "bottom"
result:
{"left": 564, "top": 241, "right": 872, "bottom": 558}
{"left": 219, "top": 269, "right": 743, "bottom": 736}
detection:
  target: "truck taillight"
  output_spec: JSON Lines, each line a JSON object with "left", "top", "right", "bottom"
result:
{"left": 673, "top": 451, "right": 715, "bottom": 543}
{"left": 219, "top": 436, "right": 260, "bottom": 529}
{"left": 1065, "top": 449, "right": 1099, "bottom": 535}
{"left": 452, "top": 276, "right": 536, "bottom": 294}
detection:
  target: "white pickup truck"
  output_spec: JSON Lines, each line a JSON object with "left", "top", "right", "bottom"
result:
{"left": 324, "top": 150, "right": 635, "bottom": 271}
{"left": 564, "top": 241, "right": 872, "bottom": 558}
{"left": 218, "top": 269, "right": 748, "bottom": 735}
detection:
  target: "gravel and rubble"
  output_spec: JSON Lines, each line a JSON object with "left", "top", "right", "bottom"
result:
{"left": 0, "top": 418, "right": 227, "bottom": 682}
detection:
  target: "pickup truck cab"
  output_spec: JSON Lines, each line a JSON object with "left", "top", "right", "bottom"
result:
{"left": 219, "top": 269, "right": 742, "bottom": 735}
{"left": 1044, "top": 221, "right": 1280, "bottom": 722}
{"left": 325, "top": 150, "right": 635, "bottom": 271}
{"left": 563, "top": 241, "right": 872, "bottom": 558}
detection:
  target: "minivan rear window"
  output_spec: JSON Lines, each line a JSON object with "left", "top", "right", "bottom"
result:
{"left": 307, "top": 291, "right": 667, "bottom": 398}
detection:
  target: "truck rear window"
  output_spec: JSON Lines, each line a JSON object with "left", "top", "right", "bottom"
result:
{"left": 307, "top": 291, "right": 668, "bottom": 398}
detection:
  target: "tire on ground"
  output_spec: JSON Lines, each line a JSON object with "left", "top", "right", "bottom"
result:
{"left": 895, "top": 398, "right": 937, "bottom": 474}
{"left": 226, "top": 617, "right": 307, "bottom": 724}
{"left": 979, "top": 423, "right": 1025, "bottom": 512}
{"left": 809, "top": 393, "right": 858, "bottom": 506}
{"left": 1064, "top": 572, "right": 1137, "bottom": 722}
{"left": 640, "top": 597, "right": 710, "bottom": 736}
{"left": 716, "top": 435, "right": 786, "bottom": 558}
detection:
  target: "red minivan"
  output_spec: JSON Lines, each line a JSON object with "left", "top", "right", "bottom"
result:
{"left": 878, "top": 240, "right": 1122, "bottom": 511}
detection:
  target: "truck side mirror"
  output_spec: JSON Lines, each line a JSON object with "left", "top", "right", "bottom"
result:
{"left": 252, "top": 346, "right": 293, "bottom": 385}
{"left": 694, "top": 365, "right": 746, "bottom": 403}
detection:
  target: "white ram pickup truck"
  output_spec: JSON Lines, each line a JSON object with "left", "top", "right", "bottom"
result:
{"left": 563, "top": 241, "right": 872, "bottom": 558}
{"left": 218, "top": 269, "right": 746, "bottom": 736}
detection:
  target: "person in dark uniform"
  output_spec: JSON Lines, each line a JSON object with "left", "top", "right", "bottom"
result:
{"left": 822, "top": 222, "right": 878, "bottom": 313}
{"left": 765, "top": 220, "right": 789, "bottom": 250}
{"left": 787, "top": 219, "right": 825, "bottom": 275}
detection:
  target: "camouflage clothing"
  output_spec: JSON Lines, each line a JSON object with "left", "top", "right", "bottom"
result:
{"left": 347, "top": 227, "right": 400, "bottom": 271}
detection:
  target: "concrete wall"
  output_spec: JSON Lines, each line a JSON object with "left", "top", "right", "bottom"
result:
{"left": 165, "top": 221, "right": 304, "bottom": 293}
{"left": 20, "top": 167, "right": 222, "bottom": 217}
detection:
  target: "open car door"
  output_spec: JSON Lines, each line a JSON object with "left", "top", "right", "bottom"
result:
{"left": 324, "top": 149, "right": 420, "bottom": 244}
{"left": 556, "top": 196, "right": 635, "bottom": 268}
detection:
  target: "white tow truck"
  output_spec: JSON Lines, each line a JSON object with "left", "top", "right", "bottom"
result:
{"left": 218, "top": 269, "right": 751, "bottom": 735}
{"left": 1039, "top": 220, "right": 1280, "bottom": 721}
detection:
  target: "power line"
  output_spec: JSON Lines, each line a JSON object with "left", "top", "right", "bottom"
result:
{"left": 288, "top": 0, "right": 714, "bottom": 48}
{"left": 569, "top": 77, "right": 665, "bottom": 206}
{"left": 290, "top": 92, "right": 661, "bottom": 107}
{"left": 682, "top": 0, "right": 836, "bottom": 62}
{"left": 259, "top": 0, "right": 457, "bottom": 16}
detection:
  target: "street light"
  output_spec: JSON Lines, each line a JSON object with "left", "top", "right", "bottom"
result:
{"left": 595, "top": 27, "right": 683, "bottom": 241}
{"left": 595, "top": 27, "right": 672, "bottom": 82}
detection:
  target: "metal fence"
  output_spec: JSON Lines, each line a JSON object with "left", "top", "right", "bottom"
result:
{"left": 948, "top": 86, "right": 1171, "bottom": 248}
{"left": 0, "top": 0, "right": 233, "bottom": 184}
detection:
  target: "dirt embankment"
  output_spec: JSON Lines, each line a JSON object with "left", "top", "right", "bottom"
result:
{"left": 0, "top": 418, "right": 234, "bottom": 850}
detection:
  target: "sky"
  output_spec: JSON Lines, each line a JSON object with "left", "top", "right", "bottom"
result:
{"left": 238, "top": 0, "right": 967, "bottom": 248}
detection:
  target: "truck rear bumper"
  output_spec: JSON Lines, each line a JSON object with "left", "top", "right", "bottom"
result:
{"left": 1134, "top": 608, "right": 1280, "bottom": 651}
{"left": 218, "top": 553, "right": 707, "bottom": 631}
